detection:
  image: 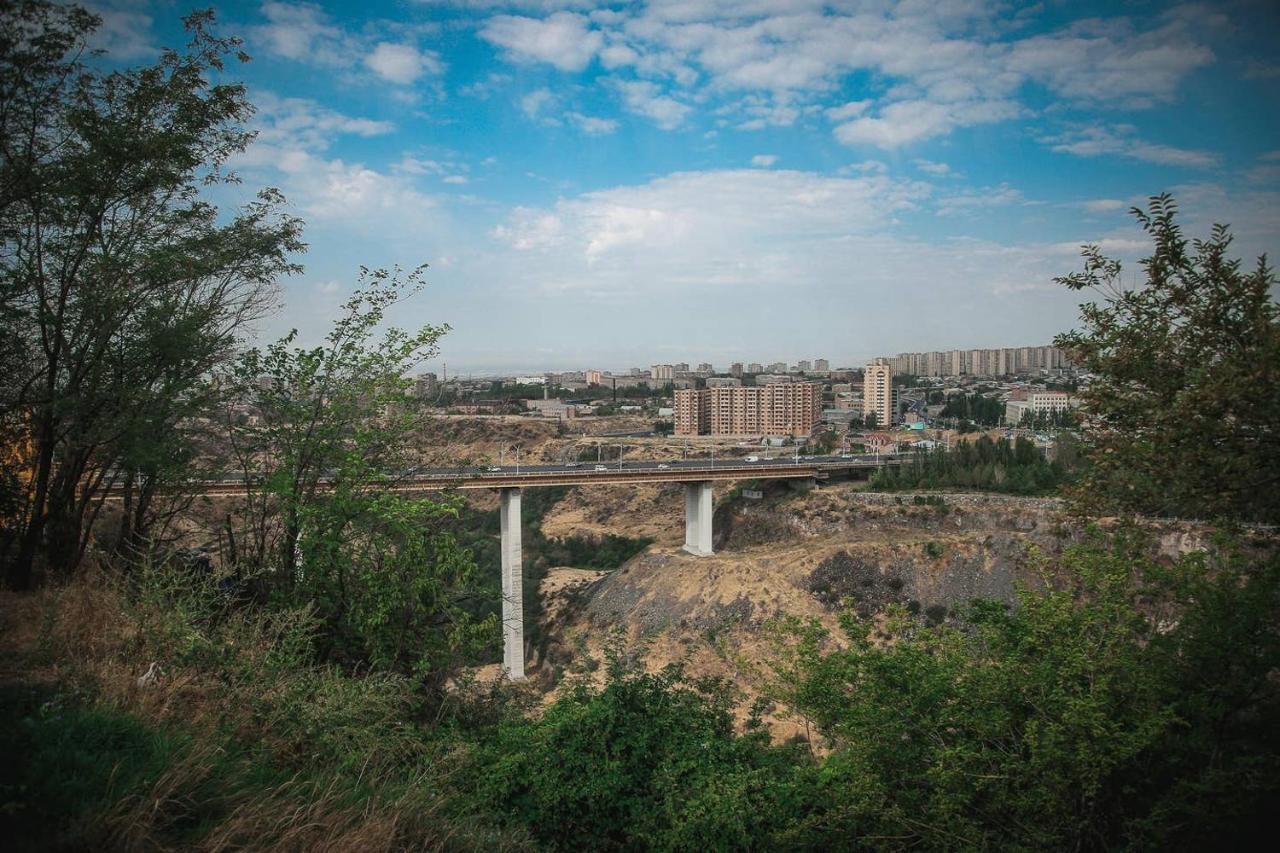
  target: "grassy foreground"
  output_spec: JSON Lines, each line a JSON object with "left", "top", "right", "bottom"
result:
{"left": 3, "top": 528, "right": 1279, "bottom": 851}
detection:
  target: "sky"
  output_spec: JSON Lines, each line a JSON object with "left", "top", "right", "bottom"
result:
{"left": 86, "top": 0, "right": 1280, "bottom": 375}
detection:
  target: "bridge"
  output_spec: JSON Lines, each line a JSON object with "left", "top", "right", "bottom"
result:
{"left": 190, "top": 453, "right": 902, "bottom": 680}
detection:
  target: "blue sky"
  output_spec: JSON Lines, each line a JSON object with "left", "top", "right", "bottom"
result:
{"left": 89, "top": 0, "right": 1280, "bottom": 374}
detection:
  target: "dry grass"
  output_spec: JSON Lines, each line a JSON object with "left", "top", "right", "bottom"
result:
{"left": 1, "top": 568, "right": 526, "bottom": 852}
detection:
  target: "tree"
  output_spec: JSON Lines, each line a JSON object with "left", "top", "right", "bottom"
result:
{"left": 1, "top": 3, "right": 303, "bottom": 587}
{"left": 1055, "top": 195, "right": 1279, "bottom": 522}
{"left": 224, "top": 268, "right": 493, "bottom": 688}
{"left": 769, "top": 530, "right": 1280, "bottom": 849}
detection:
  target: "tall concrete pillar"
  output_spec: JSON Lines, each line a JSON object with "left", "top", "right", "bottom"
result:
{"left": 683, "top": 481, "right": 714, "bottom": 556}
{"left": 499, "top": 487, "right": 525, "bottom": 679}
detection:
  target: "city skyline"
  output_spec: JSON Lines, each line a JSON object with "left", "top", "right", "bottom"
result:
{"left": 86, "top": 1, "right": 1280, "bottom": 372}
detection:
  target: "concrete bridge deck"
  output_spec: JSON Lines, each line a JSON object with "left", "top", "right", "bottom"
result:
{"left": 190, "top": 453, "right": 901, "bottom": 494}
{"left": 159, "top": 453, "right": 902, "bottom": 680}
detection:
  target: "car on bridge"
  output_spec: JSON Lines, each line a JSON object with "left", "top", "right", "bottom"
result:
{"left": 594, "top": 464, "right": 608, "bottom": 471}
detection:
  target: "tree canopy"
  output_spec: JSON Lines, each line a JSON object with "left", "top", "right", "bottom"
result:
{"left": 0, "top": 2, "right": 303, "bottom": 587}
{"left": 1055, "top": 195, "right": 1279, "bottom": 523}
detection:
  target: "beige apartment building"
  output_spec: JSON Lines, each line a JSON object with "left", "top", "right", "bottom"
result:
{"left": 888, "top": 345, "right": 1070, "bottom": 377}
{"left": 674, "top": 382, "right": 821, "bottom": 437}
{"left": 863, "top": 358, "right": 895, "bottom": 427}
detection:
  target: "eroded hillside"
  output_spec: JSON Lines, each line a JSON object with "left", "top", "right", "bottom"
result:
{"left": 530, "top": 482, "right": 1245, "bottom": 738}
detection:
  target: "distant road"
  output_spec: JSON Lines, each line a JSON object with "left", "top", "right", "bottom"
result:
{"left": 182, "top": 454, "right": 903, "bottom": 494}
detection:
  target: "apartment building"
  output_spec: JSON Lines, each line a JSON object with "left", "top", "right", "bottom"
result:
{"left": 1004, "top": 391, "right": 1076, "bottom": 425}
{"left": 651, "top": 364, "right": 675, "bottom": 380}
{"left": 889, "top": 345, "right": 1071, "bottom": 378}
{"left": 863, "top": 358, "right": 895, "bottom": 427}
{"left": 1029, "top": 391, "right": 1073, "bottom": 415}
{"left": 674, "top": 383, "right": 821, "bottom": 437}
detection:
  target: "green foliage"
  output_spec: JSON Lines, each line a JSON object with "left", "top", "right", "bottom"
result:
{"left": 1055, "top": 194, "right": 1280, "bottom": 523}
{"left": 769, "top": 531, "right": 1280, "bottom": 849}
{"left": 225, "top": 268, "right": 494, "bottom": 688}
{"left": 1, "top": 3, "right": 303, "bottom": 587}
{"left": 871, "top": 435, "right": 1075, "bottom": 495}
{"left": 0, "top": 688, "right": 216, "bottom": 848}
{"left": 939, "top": 391, "right": 1005, "bottom": 426}
{"left": 806, "top": 428, "right": 839, "bottom": 454}
{"left": 0, "top": 568, "right": 518, "bottom": 851}
{"left": 458, "top": 663, "right": 808, "bottom": 850}
{"left": 451, "top": 485, "right": 651, "bottom": 665}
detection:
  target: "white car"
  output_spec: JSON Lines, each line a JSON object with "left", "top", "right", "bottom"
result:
{"left": 594, "top": 464, "right": 608, "bottom": 471}
{"left": 487, "top": 466, "right": 502, "bottom": 472}
{"left": 564, "top": 461, "right": 579, "bottom": 468}
{"left": 744, "top": 455, "right": 760, "bottom": 462}
{"left": 657, "top": 463, "right": 670, "bottom": 470}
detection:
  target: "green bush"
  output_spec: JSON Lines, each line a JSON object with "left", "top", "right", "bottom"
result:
{"left": 769, "top": 529, "right": 1280, "bottom": 849}
{"left": 458, "top": 664, "right": 809, "bottom": 849}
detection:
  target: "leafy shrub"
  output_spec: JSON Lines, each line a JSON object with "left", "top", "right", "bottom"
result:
{"left": 770, "top": 529, "right": 1280, "bottom": 849}
{"left": 458, "top": 664, "right": 809, "bottom": 849}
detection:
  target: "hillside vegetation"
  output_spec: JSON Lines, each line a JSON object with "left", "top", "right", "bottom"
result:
{"left": 2, "top": 6, "right": 1278, "bottom": 850}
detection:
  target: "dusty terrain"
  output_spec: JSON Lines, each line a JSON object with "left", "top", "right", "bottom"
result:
{"left": 529, "top": 482, "right": 1252, "bottom": 739}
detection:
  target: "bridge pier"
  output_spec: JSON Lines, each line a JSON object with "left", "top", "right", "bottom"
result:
{"left": 683, "top": 481, "right": 714, "bottom": 556}
{"left": 499, "top": 487, "right": 524, "bottom": 680}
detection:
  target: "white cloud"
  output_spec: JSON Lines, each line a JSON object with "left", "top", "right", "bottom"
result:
{"left": 750, "top": 154, "right": 778, "bottom": 167}
{"left": 443, "top": 175, "right": 470, "bottom": 184}
{"left": 842, "top": 160, "right": 888, "bottom": 174}
{"left": 834, "top": 99, "right": 1020, "bottom": 148}
{"left": 1044, "top": 125, "right": 1219, "bottom": 168}
{"left": 493, "top": 169, "right": 932, "bottom": 267}
{"left": 481, "top": 12, "right": 602, "bottom": 72}
{"left": 1006, "top": 18, "right": 1214, "bottom": 107}
{"left": 253, "top": 2, "right": 355, "bottom": 67}
{"left": 492, "top": 210, "right": 564, "bottom": 250}
{"left": 566, "top": 112, "right": 620, "bottom": 134}
{"left": 470, "top": 3, "right": 1219, "bottom": 146}
{"left": 1078, "top": 198, "right": 1127, "bottom": 213}
{"left": 935, "top": 184, "right": 1025, "bottom": 217}
{"left": 612, "top": 80, "right": 691, "bottom": 129}
{"left": 243, "top": 94, "right": 395, "bottom": 158}
{"left": 88, "top": 6, "right": 155, "bottom": 59}
{"left": 365, "top": 42, "right": 441, "bottom": 85}
{"left": 521, "top": 88, "right": 556, "bottom": 118}
{"left": 913, "top": 159, "right": 952, "bottom": 176}
{"left": 825, "top": 100, "right": 871, "bottom": 122}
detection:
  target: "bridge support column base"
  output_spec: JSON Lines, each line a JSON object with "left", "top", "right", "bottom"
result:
{"left": 499, "top": 487, "right": 524, "bottom": 680}
{"left": 683, "top": 481, "right": 714, "bottom": 556}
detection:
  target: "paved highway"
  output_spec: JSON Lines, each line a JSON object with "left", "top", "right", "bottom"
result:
{"left": 151, "top": 453, "right": 903, "bottom": 496}
{"left": 408, "top": 453, "right": 898, "bottom": 477}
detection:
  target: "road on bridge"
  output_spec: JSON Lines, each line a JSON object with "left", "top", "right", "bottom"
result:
{"left": 190, "top": 453, "right": 902, "bottom": 493}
